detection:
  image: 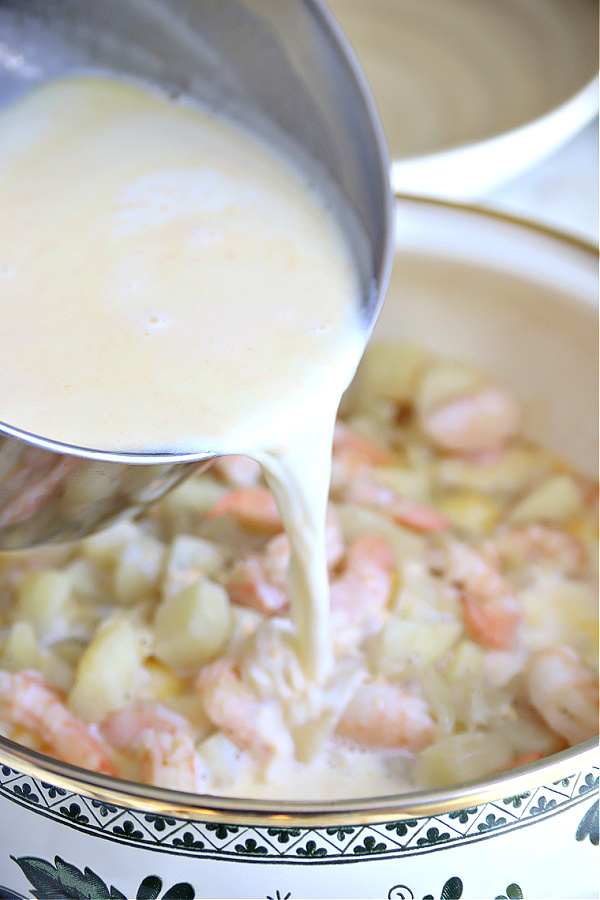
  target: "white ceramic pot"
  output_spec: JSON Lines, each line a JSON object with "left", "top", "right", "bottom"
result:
{"left": 0, "top": 200, "right": 597, "bottom": 899}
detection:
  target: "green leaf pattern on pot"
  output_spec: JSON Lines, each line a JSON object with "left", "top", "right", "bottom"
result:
{"left": 495, "top": 884, "right": 525, "bottom": 900}
{"left": 10, "top": 857, "right": 196, "bottom": 900}
{"left": 40, "top": 783, "right": 67, "bottom": 801}
{"left": 416, "top": 826, "right": 451, "bottom": 846}
{"left": 448, "top": 808, "right": 478, "bottom": 824}
{"left": 353, "top": 835, "right": 388, "bottom": 854}
{"left": 296, "top": 840, "right": 327, "bottom": 858}
{"left": 385, "top": 819, "right": 419, "bottom": 836}
{"left": 11, "top": 783, "right": 39, "bottom": 805}
{"left": 477, "top": 813, "right": 508, "bottom": 832}
{"left": 502, "top": 793, "right": 530, "bottom": 808}
{"left": 89, "top": 799, "right": 118, "bottom": 817}
{"left": 268, "top": 827, "right": 302, "bottom": 843}
{"left": 59, "top": 803, "right": 89, "bottom": 825}
{"left": 529, "top": 796, "right": 557, "bottom": 816}
{"left": 234, "top": 837, "right": 269, "bottom": 855}
{"left": 143, "top": 814, "right": 177, "bottom": 832}
{"left": 326, "top": 825, "right": 356, "bottom": 841}
{"left": 578, "top": 773, "right": 599, "bottom": 794}
{"left": 4, "top": 854, "right": 537, "bottom": 900}
{"left": 575, "top": 800, "right": 599, "bottom": 846}
{"left": 170, "top": 830, "right": 206, "bottom": 851}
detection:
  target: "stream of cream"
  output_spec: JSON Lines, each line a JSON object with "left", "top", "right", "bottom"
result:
{"left": 0, "top": 75, "right": 368, "bottom": 681}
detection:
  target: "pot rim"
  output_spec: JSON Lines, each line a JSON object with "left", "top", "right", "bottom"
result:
{"left": 0, "top": 733, "right": 596, "bottom": 828}
{"left": 0, "top": 197, "right": 596, "bottom": 829}
{"left": 393, "top": 192, "right": 600, "bottom": 257}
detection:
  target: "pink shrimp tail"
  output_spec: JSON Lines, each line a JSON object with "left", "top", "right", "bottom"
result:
{"left": 460, "top": 593, "right": 520, "bottom": 650}
{"left": 205, "top": 487, "right": 282, "bottom": 533}
{"left": 391, "top": 499, "right": 451, "bottom": 533}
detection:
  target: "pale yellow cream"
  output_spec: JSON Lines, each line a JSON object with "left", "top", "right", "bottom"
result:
{"left": 0, "top": 75, "right": 364, "bottom": 456}
{"left": 0, "top": 75, "right": 367, "bottom": 680}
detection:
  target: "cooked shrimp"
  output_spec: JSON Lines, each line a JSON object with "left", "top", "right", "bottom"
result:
{"left": 0, "top": 670, "right": 116, "bottom": 775}
{"left": 333, "top": 421, "right": 393, "bottom": 470}
{"left": 496, "top": 523, "right": 588, "bottom": 577}
{"left": 443, "top": 540, "right": 520, "bottom": 650}
{"left": 227, "top": 506, "right": 345, "bottom": 615}
{"left": 330, "top": 421, "right": 392, "bottom": 489}
{"left": 226, "top": 536, "right": 289, "bottom": 614}
{"left": 459, "top": 592, "right": 520, "bottom": 651}
{"left": 342, "top": 477, "right": 451, "bottom": 533}
{"left": 525, "top": 646, "right": 599, "bottom": 746}
{"left": 205, "top": 486, "right": 282, "bottom": 534}
{"left": 420, "top": 386, "right": 520, "bottom": 455}
{"left": 509, "top": 751, "right": 544, "bottom": 770}
{"left": 212, "top": 455, "right": 263, "bottom": 488}
{"left": 336, "top": 681, "right": 435, "bottom": 752}
{"left": 101, "top": 699, "right": 200, "bottom": 791}
{"left": 329, "top": 534, "right": 395, "bottom": 635}
{"left": 196, "top": 658, "right": 293, "bottom": 759}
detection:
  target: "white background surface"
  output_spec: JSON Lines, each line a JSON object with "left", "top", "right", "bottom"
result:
{"left": 484, "top": 117, "right": 599, "bottom": 244}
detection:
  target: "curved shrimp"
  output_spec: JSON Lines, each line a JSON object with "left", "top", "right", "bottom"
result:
{"left": 420, "top": 385, "right": 520, "bottom": 455}
{"left": 227, "top": 506, "right": 345, "bottom": 616}
{"left": 508, "top": 751, "right": 544, "bottom": 770}
{"left": 332, "top": 421, "right": 393, "bottom": 472}
{"left": 196, "top": 658, "right": 293, "bottom": 760}
{"left": 329, "top": 534, "right": 395, "bottom": 636}
{"left": 204, "top": 486, "right": 282, "bottom": 534}
{"left": 342, "top": 477, "right": 451, "bottom": 533}
{"left": 226, "top": 535, "right": 289, "bottom": 614}
{"left": 0, "top": 670, "right": 116, "bottom": 776}
{"left": 330, "top": 421, "right": 394, "bottom": 492}
{"left": 525, "top": 646, "right": 599, "bottom": 746}
{"left": 336, "top": 681, "right": 435, "bottom": 753}
{"left": 443, "top": 540, "right": 520, "bottom": 650}
{"left": 101, "top": 699, "right": 200, "bottom": 791}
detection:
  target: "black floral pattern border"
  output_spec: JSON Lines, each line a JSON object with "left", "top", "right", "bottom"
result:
{"left": 0, "top": 763, "right": 597, "bottom": 862}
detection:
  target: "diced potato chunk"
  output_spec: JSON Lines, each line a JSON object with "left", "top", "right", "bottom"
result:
{"left": 417, "top": 730, "right": 514, "bottom": 788}
{"left": 444, "top": 639, "right": 486, "bottom": 685}
{"left": 16, "top": 569, "right": 72, "bottom": 637}
{"left": 1, "top": 620, "right": 41, "bottom": 671}
{"left": 140, "top": 657, "right": 185, "bottom": 701}
{"left": 436, "top": 490, "right": 499, "bottom": 535}
{"left": 499, "top": 712, "right": 563, "bottom": 758}
{"left": 352, "top": 340, "right": 430, "bottom": 405}
{"left": 162, "top": 534, "right": 225, "bottom": 600}
{"left": 336, "top": 503, "right": 426, "bottom": 560}
{"left": 508, "top": 474, "right": 583, "bottom": 524}
{"left": 371, "top": 465, "right": 433, "bottom": 503}
{"left": 158, "top": 475, "right": 224, "bottom": 535}
{"left": 154, "top": 578, "right": 232, "bottom": 669}
{"left": 0, "top": 621, "right": 73, "bottom": 690}
{"left": 197, "top": 732, "right": 245, "bottom": 787}
{"left": 69, "top": 616, "right": 150, "bottom": 722}
{"left": 113, "top": 534, "right": 165, "bottom": 604}
{"left": 436, "top": 447, "right": 550, "bottom": 498}
{"left": 376, "top": 616, "right": 462, "bottom": 676}
{"left": 416, "top": 361, "right": 484, "bottom": 416}
{"left": 81, "top": 520, "right": 143, "bottom": 568}
{"left": 521, "top": 576, "right": 598, "bottom": 666}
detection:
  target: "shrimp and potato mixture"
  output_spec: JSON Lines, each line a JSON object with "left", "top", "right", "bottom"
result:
{"left": 0, "top": 342, "right": 597, "bottom": 799}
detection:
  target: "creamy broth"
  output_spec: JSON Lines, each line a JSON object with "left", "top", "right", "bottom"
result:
{"left": 0, "top": 75, "right": 367, "bottom": 679}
